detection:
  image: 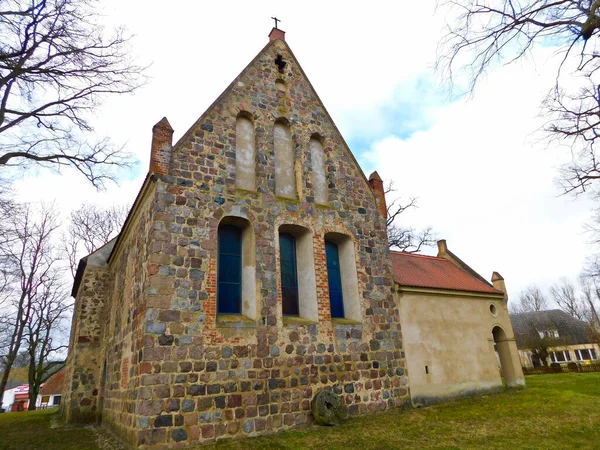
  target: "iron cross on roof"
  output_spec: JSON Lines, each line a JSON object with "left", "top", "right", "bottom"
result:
{"left": 271, "top": 17, "right": 281, "bottom": 29}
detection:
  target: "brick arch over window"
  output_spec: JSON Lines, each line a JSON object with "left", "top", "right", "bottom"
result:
{"left": 217, "top": 216, "right": 257, "bottom": 319}
{"left": 274, "top": 118, "right": 295, "bottom": 199}
{"left": 235, "top": 112, "right": 256, "bottom": 191}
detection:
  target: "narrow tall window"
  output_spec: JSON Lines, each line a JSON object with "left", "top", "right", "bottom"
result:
{"left": 326, "top": 241, "right": 344, "bottom": 318}
{"left": 236, "top": 115, "right": 255, "bottom": 190}
{"left": 274, "top": 120, "right": 295, "bottom": 198}
{"left": 218, "top": 225, "right": 242, "bottom": 314}
{"left": 310, "top": 137, "right": 327, "bottom": 204}
{"left": 324, "top": 233, "right": 361, "bottom": 322}
{"left": 279, "top": 233, "right": 299, "bottom": 315}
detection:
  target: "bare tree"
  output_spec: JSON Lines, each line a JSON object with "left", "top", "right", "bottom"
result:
{"left": 579, "top": 273, "right": 600, "bottom": 327}
{"left": 385, "top": 181, "right": 437, "bottom": 252}
{"left": 0, "top": 0, "right": 145, "bottom": 188}
{"left": 25, "top": 270, "right": 70, "bottom": 410}
{"left": 550, "top": 277, "right": 587, "bottom": 320}
{"left": 523, "top": 334, "right": 554, "bottom": 367}
{"left": 510, "top": 284, "right": 549, "bottom": 313}
{"left": 0, "top": 351, "right": 29, "bottom": 373}
{"left": 437, "top": 0, "right": 600, "bottom": 194}
{"left": 63, "top": 203, "right": 128, "bottom": 278}
{"left": 0, "top": 203, "right": 59, "bottom": 410}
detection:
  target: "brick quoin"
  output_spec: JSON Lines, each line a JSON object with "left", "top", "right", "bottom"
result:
{"left": 150, "top": 117, "right": 174, "bottom": 175}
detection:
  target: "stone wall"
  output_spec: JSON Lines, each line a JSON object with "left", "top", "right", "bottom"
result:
{"left": 63, "top": 265, "right": 111, "bottom": 422}
{"left": 100, "top": 182, "right": 158, "bottom": 446}
{"left": 128, "top": 38, "right": 409, "bottom": 448}
{"left": 66, "top": 36, "right": 410, "bottom": 449}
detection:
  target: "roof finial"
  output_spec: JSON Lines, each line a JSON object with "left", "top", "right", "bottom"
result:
{"left": 271, "top": 17, "right": 281, "bottom": 29}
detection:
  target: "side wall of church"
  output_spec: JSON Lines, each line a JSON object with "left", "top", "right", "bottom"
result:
{"left": 132, "top": 39, "right": 409, "bottom": 449}
{"left": 99, "top": 184, "right": 159, "bottom": 446}
{"left": 63, "top": 265, "right": 111, "bottom": 422}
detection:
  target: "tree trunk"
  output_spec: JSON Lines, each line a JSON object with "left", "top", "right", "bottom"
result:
{"left": 0, "top": 366, "right": 11, "bottom": 411}
{"left": 27, "top": 359, "right": 38, "bottom": 411}
{"left": 587, "top": 297, "right": 600, "bottom": 329}
{"left": 0, "top": 349, "right": 19, "bottom": 411}
{"left": 27, "top": 390, "right": 38, "bottom": 411}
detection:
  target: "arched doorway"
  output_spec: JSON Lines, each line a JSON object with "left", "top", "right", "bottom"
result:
{"left": 492, "top": 326, "right": 521, "bottom": 387}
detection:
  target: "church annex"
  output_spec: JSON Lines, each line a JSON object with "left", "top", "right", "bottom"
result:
{"left": 63, "top": 28, "right": 524, "bottom": 449}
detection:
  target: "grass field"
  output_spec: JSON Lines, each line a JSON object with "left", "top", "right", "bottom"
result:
{"left": 1, "top": 373, "right": 599, "bottom": 450}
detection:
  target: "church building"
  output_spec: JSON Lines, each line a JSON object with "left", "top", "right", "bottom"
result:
{"left": 63, "top": 27, "right": 524, "bottom": 449}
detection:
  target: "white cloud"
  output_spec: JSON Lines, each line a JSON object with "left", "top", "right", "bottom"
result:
{"left": 9, "top": 1, "right": 596, "bottom": 306}
{"left": 367, "top": 49, "right": 594, "bottom": 302}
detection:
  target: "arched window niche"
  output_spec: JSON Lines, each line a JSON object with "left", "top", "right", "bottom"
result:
{"left": 324, "top": 232, "right": 361, "bottom": 323}
{"left": 310, "top": 134, "right": 328, "bottom": 204}
{"left": 274, "top": 118, "right": 296, "bottom": 199}
{"left": 217, "top": 216, "right": 257, "bottom": 320}
{"left": 278, "top": 224, "right": 318, "bottom": 323}
{"left": 235, "top": 112, "right": 256, "bottom": 191}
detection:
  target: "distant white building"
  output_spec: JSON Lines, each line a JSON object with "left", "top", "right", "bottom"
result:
{"left": 511, "top": 310, "right": 600, "bottom": 367}
{"left": 1, "top": 372, "right": 65, "bottom": 413}
{"left": 2, "top": 384, "right": 29, "bottom": 412}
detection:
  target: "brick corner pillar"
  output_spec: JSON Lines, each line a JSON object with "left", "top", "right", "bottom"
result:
{"left": 368, "top": 171, "right": 387, "bottom": 220}
{"left": 491, "top": 271, "right": 508, "bottom": 303}
{"left": 269, "top": 27, "right": 286, "bottom": 41}
{"left": 150, "top": 117, "right": 174, "bottom": 175}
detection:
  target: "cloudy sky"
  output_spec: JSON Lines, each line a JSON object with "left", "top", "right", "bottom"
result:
{"left": 12, "top": 0, "right": 596, "bottom": 305}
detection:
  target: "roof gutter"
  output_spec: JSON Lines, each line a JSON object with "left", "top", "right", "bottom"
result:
{"left": 71, "top": 257, "right": 88, "bottom": 298}
{"left": 107, "top": 173, "right": 157, "bottom": 265}
{"left": 396, "top": 283, "right": 505, "bottom": 299}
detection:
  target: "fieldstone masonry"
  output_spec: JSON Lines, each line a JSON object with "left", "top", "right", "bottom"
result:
{"left": 63, "top": 264, "right": 111, "bottom": 422}
{"left": 64, "top": 29, "right": 410, "bottom": 449}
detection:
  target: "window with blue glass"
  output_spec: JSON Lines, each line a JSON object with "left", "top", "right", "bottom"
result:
{"left": 217, "top": 225, "right": 242, "bottom": 314}
{"left": 279, "top": 233, "right": 299, "bottom": 316}
{"left": 326, "top": 241, "right": 344, "bottom": 318}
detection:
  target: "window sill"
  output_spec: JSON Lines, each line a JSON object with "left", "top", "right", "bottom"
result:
{"left": 331, "top": 318, "right": 362, "bottom": 326}
{"left": 235, "top": 187, "right": 259, "bottom": 195}
{"left": 282, "top": 316, "right": 318, "bottom": 326}
{"left": 276, "top": 195, "right": 299, "bottom": 203}
{"left": 216, "top": 314, "right": 256, "bottom": 328}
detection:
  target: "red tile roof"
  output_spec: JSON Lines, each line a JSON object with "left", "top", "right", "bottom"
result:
{"left": 390, "top": 251, "right": 502, "bottom": 294}
{"left": 40, "top": 371, "right": 66, "bottom": 395}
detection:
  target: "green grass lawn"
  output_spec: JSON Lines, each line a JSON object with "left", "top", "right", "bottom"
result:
{"left": 0, "top": 408, "right": 99, "bottom": 450}
{"left": 1, "top": 373, "right": 599, "bottom": 450}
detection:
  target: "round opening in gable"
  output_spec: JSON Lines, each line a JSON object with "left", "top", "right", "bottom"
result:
{"left": 489, "top": 304, "right": 498, "bottom": 317}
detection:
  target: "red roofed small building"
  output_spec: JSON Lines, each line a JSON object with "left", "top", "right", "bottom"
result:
{"left": 393, "top": 240, "right": 524, "bottom": 406}
{"left": 39, "top": 371, "right": 66, "bottom": 409}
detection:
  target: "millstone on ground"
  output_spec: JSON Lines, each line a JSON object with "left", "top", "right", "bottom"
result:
{"left": 312, "top": 390, "right": 346, "bottom": 426}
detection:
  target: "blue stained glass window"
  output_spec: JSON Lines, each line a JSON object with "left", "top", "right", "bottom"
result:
{"left": 217, "top": 225, "right": 242, "bottom": 314}
{"left": 279, "top": 233, "right": 299, "bottom": 316}
{"left": 326, "top": 241, "right": 344, "bottom": 318}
